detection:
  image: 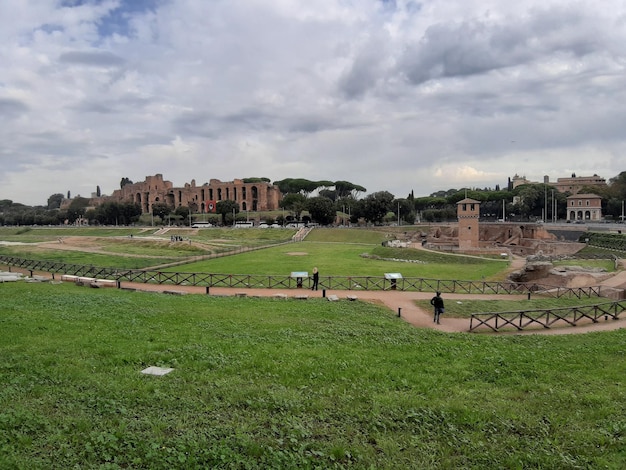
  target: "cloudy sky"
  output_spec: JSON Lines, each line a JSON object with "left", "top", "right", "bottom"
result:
{"left": 2, "top": 0, "right": 625, "bottom": 206}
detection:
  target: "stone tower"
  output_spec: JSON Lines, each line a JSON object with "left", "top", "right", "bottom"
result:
{"left": 457, "top": 198, "right": 480, "bottom": 250}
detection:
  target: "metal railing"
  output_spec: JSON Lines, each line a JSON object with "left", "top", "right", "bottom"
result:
{"left": 469, "top": 301, "right": 626, "bottom": 332}
{"left": 0, "top": 255, "right": 606, "bottom": 298}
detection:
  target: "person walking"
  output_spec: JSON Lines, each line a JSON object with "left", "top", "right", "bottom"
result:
{"left": 430, "top": 291, "right": 445, "bottom": 324}
{"left": 311, "top": 267, "right": 319, "bottom": 291}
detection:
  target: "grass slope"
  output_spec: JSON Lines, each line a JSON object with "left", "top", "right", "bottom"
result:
{"left": 1, "top": 282, "right": 624, "bottom": 468}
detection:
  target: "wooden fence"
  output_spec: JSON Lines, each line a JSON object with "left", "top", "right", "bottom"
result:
{"left": 0, "top": 255, "right": 605, "bottom": 298}
{"left": 469, "top": 300, "right": 626, "bottom": 332}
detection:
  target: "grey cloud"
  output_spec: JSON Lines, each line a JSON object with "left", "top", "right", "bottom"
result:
{"left": 339, "top": 49, "right": 385, "bottom": 99}
{"left": 398, "top": 7, "right": 609, "bottom": 85}
{"left": 59, "top": 50, "right": 125, "bottom": 67}
{"left": 71, "top": 95, "right": 151, "bottom": 114}
{"left": 174, "top": 108, "right": 281, "bottom": 137}
{"left": 0, "top": 98, "right": 29, "bottom": 118}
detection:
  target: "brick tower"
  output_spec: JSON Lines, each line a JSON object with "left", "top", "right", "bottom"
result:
{"left": 457, "top": 198, "right": 480, "bottom": 250}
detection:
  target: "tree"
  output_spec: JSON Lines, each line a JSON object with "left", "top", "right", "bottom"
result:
{"left": 47, "top": 193, "right": 64, "bottom": 210}
{"left": 216, "top": 200, "right": 239, "bottom": 225}
{"left": 151, "top": 202, "right": 171, "bottom": 222}
{"left": 92, "top": 201, "right": 141, "bottom": 225}
{"left": 306, "top": 196, "right": 336, "bottom": 225}
{"left": 334, "top": 181, "right": 366, "bottom": 199}
{"left": 273, "top": 178, "right": 334, "bottom": 196}
{"left": 361, "top": 191, "right": 395, "bottom": 224}
{"left": 175, "top": 205, "right": 190, "bottom": 222}
{"left": 318, "top": 189, "right": 337, "bottom": 201}
{"left": 66, "top": 197, "right": 89, "bottom": 223}
{"left": 394, "top": 198, "right": 414, "bottom": 224}
{"left": 96, "top": 185, "right": 101, "bottom": 197}
{"left": 120, "top": 177, "right": 133, "bottom": 189}
{"left": 120, "top": 203, "right": 142, "bottom": 225}
{"left": 280, "top": 193, "right": 307, "bottom": 220}
{"left": 242, "top": 177, "right": 271, "bottom": 183}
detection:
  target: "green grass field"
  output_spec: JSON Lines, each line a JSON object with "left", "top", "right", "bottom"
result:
{"left": 1, "top": 281, "right": 624, "bottom": 468}
{"left": 0, "top": 227, "right": 511, "bottom": 280}
{"left": 168, "top": 242, "right": 508, "bottom": 280}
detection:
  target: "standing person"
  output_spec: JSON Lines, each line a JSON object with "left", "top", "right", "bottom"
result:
{"left": 430, "top": 291, "right": 444, "bottom": 324}
{"left": 311, "top": 267, "right": 319, "bottom": 291}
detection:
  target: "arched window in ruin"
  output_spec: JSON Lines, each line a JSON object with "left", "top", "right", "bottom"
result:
{"left": 252, "top": 186, "right": 258, "bottom": 199}
{"left": 218, "top": 188, "right": 222, "bottom": 200}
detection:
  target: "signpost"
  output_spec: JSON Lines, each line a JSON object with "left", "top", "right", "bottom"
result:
{"left": 384, "top": 273, "right": 402, "bottom": 290}
{"left": 290, "top": 271, "right": 308, "bottom": 288}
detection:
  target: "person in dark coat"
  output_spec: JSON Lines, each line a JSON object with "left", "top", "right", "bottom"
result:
{"left": 311, "top": 267, "right": 319, "bottom": 291}
{"left": 430, "top": 291, "right": 445, "bottom": 324}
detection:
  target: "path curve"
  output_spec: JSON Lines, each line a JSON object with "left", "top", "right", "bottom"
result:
{"left": 121, "top": 282, "right": 626, "bottom": 336}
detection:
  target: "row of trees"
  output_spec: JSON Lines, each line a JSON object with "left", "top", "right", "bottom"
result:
{"left": 2, "top": 172, "right": 626, "bottom": 226}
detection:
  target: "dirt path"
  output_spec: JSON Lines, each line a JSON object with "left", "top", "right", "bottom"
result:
{"left": 120, "top": 282, "right": 626, "bottom": 336}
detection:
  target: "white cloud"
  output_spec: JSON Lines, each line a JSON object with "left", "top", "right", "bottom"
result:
{"left": 0, "top": 0, "right": 625, "bottom": 205}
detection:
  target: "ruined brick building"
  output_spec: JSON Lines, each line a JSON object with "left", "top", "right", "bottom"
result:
{"left": 94, "top": 174, "right": 282, "bottom": 214}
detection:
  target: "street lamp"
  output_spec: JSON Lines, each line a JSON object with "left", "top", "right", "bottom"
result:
{"left": 397, "top": 201, "right": 401, "bottom": 226}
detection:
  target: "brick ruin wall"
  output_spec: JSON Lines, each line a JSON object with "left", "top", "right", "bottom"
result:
{"left": 94, "top": 174, "right": 282, "bottom": 214}
{"left": 425, "top": 223, "right": 586, "bottom": 257}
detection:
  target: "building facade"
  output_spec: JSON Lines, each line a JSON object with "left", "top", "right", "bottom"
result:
{"left": 104, "top": 174, "right": 283, "bottom": 214}
{"left": 511, "top": 173, "right": 607, "bottom": 194}
{"left": 554, "top": 174, "right": 606, "bottom": 194}
{"left": 566, "top": 194, "right": 602, "bottom": 222}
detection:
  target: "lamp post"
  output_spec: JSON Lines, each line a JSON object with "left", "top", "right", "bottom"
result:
{"left": 397, "top": 201, "right": 401, "bottom": 226}
{"left": 543, "top": 183, "right": 548, "bottom": 223}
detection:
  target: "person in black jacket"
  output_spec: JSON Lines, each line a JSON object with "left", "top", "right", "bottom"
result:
{"left": 430, "top": 291, "right": 444, "bottom": 324}
{"left": 311, "top": 267, "right": 319, "bottom": 291}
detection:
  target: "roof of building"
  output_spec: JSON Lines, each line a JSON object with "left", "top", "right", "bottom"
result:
{"left": 566, "top": 193, "right": 602, "bottom": 199}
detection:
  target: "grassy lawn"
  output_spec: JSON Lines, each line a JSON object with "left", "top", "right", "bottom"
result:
{"left": 0, "top": 226, "right": 149, "bottom": 241}
{"left": 0, "top": 281, "right": 624, "bottom": 468}
{"left": 166, "top": 241, "right": 509, "bottom": 280}
{"left": 552, "top": 258, "right": 616, "bottom": 272}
